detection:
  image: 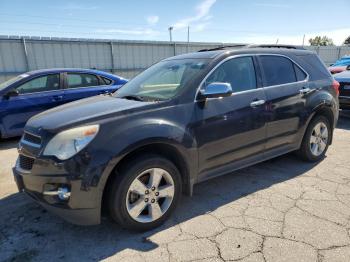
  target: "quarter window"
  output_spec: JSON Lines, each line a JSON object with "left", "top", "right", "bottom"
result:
{"left": 15, "top": 74, "right": 60, "bottom": 94}
{"left": 67, "top": 73, "right": 99, "bottom": 88}
{"left": 294, "top": 64, "right": 307, "bottom": 81}
{"left": 260, "top": 56, "right": 297, "bottom": 86}
{"left": 101, "top": 77, "right": 113, "bottom": 85}
{"left": 206, "top": 56, "right": 257, "bottom": 92}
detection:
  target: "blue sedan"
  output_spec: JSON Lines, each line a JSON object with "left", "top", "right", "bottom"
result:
{"left": 0, "top": 68, "right": 127, "bottom": 138}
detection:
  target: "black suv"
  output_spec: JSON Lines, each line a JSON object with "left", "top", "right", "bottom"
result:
{"left": 13, "top": 45, "right": 339, "bottom": 231}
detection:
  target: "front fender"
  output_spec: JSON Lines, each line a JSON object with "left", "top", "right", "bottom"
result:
{"left": 91, "top": 118, "right": 198, "bottom": 205}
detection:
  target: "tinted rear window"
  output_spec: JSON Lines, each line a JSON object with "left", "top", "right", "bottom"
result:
{"left": 67, "top": 73, "right": 99, "bottom": 88}
{"left": 260, "top": 56, "right": 296, "bottom": 86}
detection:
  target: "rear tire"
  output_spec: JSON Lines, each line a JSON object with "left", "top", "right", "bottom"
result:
{"left": 108, "top": 154, "right": 182, "bottom": 231}
{"left": 297, "top": 115, "right": 331, "bottom": 162}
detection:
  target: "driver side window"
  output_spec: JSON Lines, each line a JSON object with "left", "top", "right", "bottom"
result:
{"left": 16, "top": 74, "right": 60, "bottom": 94}
{"left": 206, "top": 56, "right": 257, "bottom": 92}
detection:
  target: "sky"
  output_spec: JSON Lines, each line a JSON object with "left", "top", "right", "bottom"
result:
{"left": 0, "top": 0, "right": 349, "bottom": 45}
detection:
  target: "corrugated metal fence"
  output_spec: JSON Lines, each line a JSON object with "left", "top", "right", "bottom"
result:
{"left": 1, "top": 36, "right": 350, "bottom": 83}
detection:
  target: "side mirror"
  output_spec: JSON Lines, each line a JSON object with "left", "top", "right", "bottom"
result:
{"left": 198, "top": 82, "right": 232, "bottom": 100}
{"left": 4, "top": 90, "right": 19, "bottom": 99}
{"left": 346, "top": 65, "right": 350, "bottom": 70}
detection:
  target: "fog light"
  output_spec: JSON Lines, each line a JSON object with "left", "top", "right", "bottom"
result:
{"left": 58, "top": 187, "right": 71, "bottom": 200}
{"left": 43, "top": 185, "right": 71, "bottom": 201}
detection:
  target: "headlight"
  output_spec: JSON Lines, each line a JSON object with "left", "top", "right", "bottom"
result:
{"left": 43, "top": 125, "right": 99, "bottom": 160}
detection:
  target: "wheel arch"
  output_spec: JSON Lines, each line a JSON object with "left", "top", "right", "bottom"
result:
{"left": 302, "top": 103, "right": 336, "bottom": 146}
{"left": 101, "top": 140, "right": 195, "bottom": 214}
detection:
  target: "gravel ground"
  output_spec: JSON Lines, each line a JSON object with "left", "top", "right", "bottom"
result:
{"left": 1, "top": 113, "right": 350, "bottom": 262}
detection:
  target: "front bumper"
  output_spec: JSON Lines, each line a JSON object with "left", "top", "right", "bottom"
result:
{"left": 13, "top": 164, "right": 101, "bottom": 226}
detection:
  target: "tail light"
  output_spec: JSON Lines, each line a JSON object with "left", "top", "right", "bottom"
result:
{"left": 332, "top": 80, "right": 340, "bottom": 96}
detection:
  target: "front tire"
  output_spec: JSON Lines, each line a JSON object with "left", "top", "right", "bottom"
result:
{"left": 297, "top": 115, "right": 331, "bottom": 162}
{"left": 108, "top": 154, "right": 182, "bottom": 231}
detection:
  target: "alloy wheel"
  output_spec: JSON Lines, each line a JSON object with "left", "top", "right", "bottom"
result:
{"left": 125, "top": 168, "right": 175, "bottom": 223}
{"left": 309, "top": 122, "right": 328, "bottom": 156}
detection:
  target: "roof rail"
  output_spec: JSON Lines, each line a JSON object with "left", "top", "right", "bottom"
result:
{"left": 197, "top": 44, "right": 247, "bottom": 52}
{"left": 197, "top": 44, "right": 306, "bottom": 52}
{"left": 247, "top": 44, "right": 306, "bottom": 50}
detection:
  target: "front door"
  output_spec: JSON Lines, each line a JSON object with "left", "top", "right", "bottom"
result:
{"left": 2, "top": 73, "right": 62, "bottom": 136}
{"left": 193, "top": 56, "right": 267, "bottom": 180}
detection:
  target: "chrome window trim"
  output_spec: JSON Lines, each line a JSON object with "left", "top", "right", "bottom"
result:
{"left": 63, "top": 85, "right": 101, "bottom": 91}
{"left": 14, "top": 89, "right": 62, "bottom": 96}
{"left": 63, "top": 82, "right": 119, "bottom": 92}
{"left": 194, "top": 53, "right": 310, "bottom": 102}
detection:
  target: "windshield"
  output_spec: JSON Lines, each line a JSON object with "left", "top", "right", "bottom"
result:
{"left": 0, "top": 74, "right": 29, "bottom": 91}
{"left": 114, "top": 58, "right": 209, "bottom": 101}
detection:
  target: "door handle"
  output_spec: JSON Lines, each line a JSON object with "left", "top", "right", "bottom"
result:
{"left": 250, "top": 99, "right": 265, "bottom": 107}
{"left": 299, "top": 88, "right": 311, "bottom": 94}
{"left": 52, "top": 95, "right": 63, "bottom": 101}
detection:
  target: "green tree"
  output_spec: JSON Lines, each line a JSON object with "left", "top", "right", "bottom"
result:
{"left": 309, "top": 36, "right": 334, "bottom": 46}
{"left": 344, "top": 36, "right": 350, "bottom": 45}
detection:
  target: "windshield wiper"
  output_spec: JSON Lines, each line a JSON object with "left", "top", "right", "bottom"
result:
{"left": 120, "top": 95, "right": 144, "bottom": 101}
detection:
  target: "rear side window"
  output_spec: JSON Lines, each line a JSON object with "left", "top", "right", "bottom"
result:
{"left": 260, "top": 56, "right": 297, "bottom": 86}
{"left": 67, "top": 73, "right": 99, "bottom": 89}
{"left": 16, "top": 74, "right": 60, "bottom": 94}
{"left": 206, "top": 56, "right": 257, "bottom": 92}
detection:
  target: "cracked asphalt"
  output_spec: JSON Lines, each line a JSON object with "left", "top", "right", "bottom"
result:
{"left": 1, "top": 113, "right": 350, "bottom": 262}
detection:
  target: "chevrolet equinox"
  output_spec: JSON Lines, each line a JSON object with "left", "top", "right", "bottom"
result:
{"left": 13, "top": 45, "right": 339, "bottom": 231}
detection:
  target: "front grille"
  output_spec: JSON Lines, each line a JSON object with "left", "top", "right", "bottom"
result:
{"left": 339, "top": 82, "right": 350, "bottom": 97}
{"left": 22, "top": 132, "right": 42, "bottom": 146}
{"left": 19, "top": 154, "right": 35, "bottom": 171}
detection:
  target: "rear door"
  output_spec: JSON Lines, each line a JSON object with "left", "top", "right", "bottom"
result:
{"left": 62, "top": 72, "right": 115, "bottom": 103}
{"left": 2, "top": 73, "right": 63, "bottom": 136}
{"left": 258, "top": 54, "right": 309, "bottom": 151}
{"left": 194, "top": 56, "right": 267, "bottom": 180}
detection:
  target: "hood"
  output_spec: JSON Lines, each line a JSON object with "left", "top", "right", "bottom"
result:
{"left": 26, "top": 95, "right": 153, "bottom": 131}
{"left": 334, "top": 71, "right": 350, "bottom": 82}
